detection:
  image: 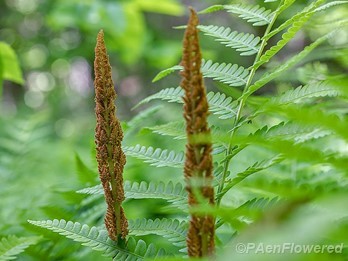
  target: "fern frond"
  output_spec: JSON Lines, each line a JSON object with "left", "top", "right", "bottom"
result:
{"left": 0, "top": 235, "right": 40, "bottom": 260}
{"left": 123, "top": 145, "right": 184, "bottom": 168}
{"left": 253, "top": 0, "right": 325, "bottom": 70}
{"left": 218, "top": 155, "right": 283, "bottom": 200}
{"left": 134, "top": 87, "right": 184, "bottom": 109}
{"left": 27, "top": 219, "right": 165, "bottom": 260}
{"left": 147, "top": 121, "right": 186, "bottom": 140}
{"left": 256, "top": 122, "right": 331, "bottom": 143}
{"left": 198, "top": 25, "right": 260, "bottom": 56}
{"left": 129, "top": 218, "right": 187, "bottom": 248}
{"left": 201, "top": 59, "right": 249, "bottom": 87}
{"left": 207, "top": 92, "right": 238, "bottom": 119}
{"left": 152, "top": 59, "right": 249, "bottom": 87}
{"left": 135, "top": 87, "right": 237, "bottom": 119}
{"left": 77, "top": 181, "right": 188, "bottom": 211}
{"left": 224, "top": 4, "right": 273, "bottom": 26}
{"left": 314, "top": 1, "right": 348, "bottom": 13}
{"left": 271, "top": 81, "right": 341, "bottom": 105}
{"left": 242, "top": 32, "right": 330, "bottom": 99}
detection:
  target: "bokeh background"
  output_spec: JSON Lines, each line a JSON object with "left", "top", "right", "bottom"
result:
{"left": 0, "top": 0, "right": 347, "bottom": 260}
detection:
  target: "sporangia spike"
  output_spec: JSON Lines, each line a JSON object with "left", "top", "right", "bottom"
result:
{"left": 180, "top": 8, "right": 215, "bottom": 257}
{"left": 94, "top": 30, "right": 128, "bottom": 241}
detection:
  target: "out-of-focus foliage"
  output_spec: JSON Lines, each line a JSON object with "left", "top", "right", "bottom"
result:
{"left": 0, "top": 0, "right": 348, "bottom": 260}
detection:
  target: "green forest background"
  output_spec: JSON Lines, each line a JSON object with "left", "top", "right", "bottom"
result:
{"left": 0, "top": 0, "right": 347, "bottom": 260}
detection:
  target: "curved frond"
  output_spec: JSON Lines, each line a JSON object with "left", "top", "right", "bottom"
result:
{"left": 123, "top": 145, "right": 184, "bottom": 168}
{"left": 129, "top": 218, "right": 187, "bottom": 248}
{"left": 198, "top": 25, "right": 260, "bottom": 56}
{"left": 27, "top": 219, "right": 165, "bottom": 260}
{"left": 224, "top": 4, "right": 273, "bottom": 26}
{"left": 201, "top": 59, "right": 249, "bottom": 87}
{"left": 254, "top": 0, "right": 325, "bottom": 69}
{"left": 271, "top": 81, "right": 341, "bottom": 105}
{"left": 242, "top": 33, "right": 330, "bottom": 99}
{"left": 77, "top": 181, "right": 188, "bottom": 211}
{"left": 0, "top": 235, "right": 40, "bottom": 261}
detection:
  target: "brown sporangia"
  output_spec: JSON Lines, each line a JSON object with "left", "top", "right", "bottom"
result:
{"left": 180, "top": 8, "right": 215, "bottom": 257}
{"left": 94, "top": 30, "right": 128, "bottom": 241}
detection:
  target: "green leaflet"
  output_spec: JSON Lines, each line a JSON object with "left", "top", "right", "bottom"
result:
{"left": 224, "top": 4, "right": 273, "bottom": 26}
{"left": 77, "top": 180, "right": 188, "bottom": 211}
{"left": 123, "top": 145, "right": 184, "bottom": 168}
{"left": 0, "top": 235, "right": 40, "bottom": 260}
{"left": 198, "top": 25, "right": 260, "bottom": 56}
{"left": 152, "top": 65, "right": 183, "bottom": 82}
{"left": 270, "top": 81, "right": 341, "bottom": 105}
{"left": 129, "top": 218, "right": 187, "bottom": 248}
{"left": 27, "top": 219, "right": 166, "bottom": 261}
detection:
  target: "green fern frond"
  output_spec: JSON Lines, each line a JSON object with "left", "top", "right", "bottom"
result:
{"left": 27, "top": 219, "right": 165, "bottom": 260}
{"left": 152, "top": 59, "right": 249, "bottom": 87}
{"left": 147, "top": 121, "right": 186, "bottom": 140}
{"left": 253, "top": 0, "right": 325, "bottom": 70}
{"left": 77, "top": 181, "right": 188, "bottom": 211}
{"left": 129, "top": 218, "right": 187, "bottom": 248}
{"left": 242, "top": 32, "right": 330, "bottom": 99}
{"left": 135, "top": 87, "right": 237, "bottom": 119}
{"left": 123, "top": 145, "right": 184, "bottom": 168}
{"left": 0, "top": 235, "right": 40, "bottom": 260}
{"left": 217, "top": 155, "right": 283, "bottom": 200}
{"left": 271, "top": 81, "right": 341, "bottom": 105}
{"left": 313, "top": 1, "right": 348, "bottom": 13}
{"left": 134, "top": 87, "right": 184, "bottom": 109}
{"left": 207, "top": 91, "right": 238, "bottom": 119}
{"left": 224, "top": 4, "right": 273, "bottom": 26}
{"left": 201, "top": 59, "right": 249, "bottom": 87}
{"left": 256, "top": 122, "right": 331, "bottom": 143}
{"left": 198, "top": 25, "right": 260, "bottom": 56}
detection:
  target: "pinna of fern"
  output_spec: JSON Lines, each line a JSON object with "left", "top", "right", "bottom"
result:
{"left": 180, "top": 8, "right": 215, "bottom": 257}
{"left": 94, "top": 29, "right": 128, "bottom": 241}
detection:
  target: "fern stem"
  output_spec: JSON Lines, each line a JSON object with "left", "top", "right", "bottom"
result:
{"left": 217, "top": 2, "right": 283, "bottom": 206}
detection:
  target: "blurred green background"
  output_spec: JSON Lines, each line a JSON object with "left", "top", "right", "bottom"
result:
{"left": 0, "top": 0, "right": 347, "bottom": 260}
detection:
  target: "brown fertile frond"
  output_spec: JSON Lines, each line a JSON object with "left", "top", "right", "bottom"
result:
{"left": 180, "top": 8, "right": 215, "bottom": 257}
{"left": 94, "top": 29, "right": 128, "bottom": 241}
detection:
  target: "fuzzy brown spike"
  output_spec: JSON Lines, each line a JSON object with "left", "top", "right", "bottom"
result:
{"left": 94, "top": 30, "right": 128, "bottom": 241}
{"left": 180, "top": 8, "right": 215, "bottom": 257}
